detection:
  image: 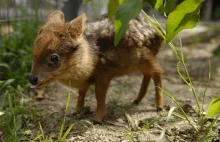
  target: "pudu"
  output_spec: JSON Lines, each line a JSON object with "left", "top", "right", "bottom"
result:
{"left": 29, "top": 11, "right": 164, "bottom": 122}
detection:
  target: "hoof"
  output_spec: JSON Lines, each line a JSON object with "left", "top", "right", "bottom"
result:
{"left": 73, "top": 106, "right": 91, "bottom": 115}
{"left": 156, "top": 107, "right": 163, "bottom": 112}
{"left": 93, "top": 120, "right": 103, "bottom": 125}
{"left": 132, "top": 100, "right": 139, "bottom": 105}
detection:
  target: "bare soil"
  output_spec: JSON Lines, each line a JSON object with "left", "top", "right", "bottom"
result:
{"left": 28, "top": 23, "right": 220, "bottom": 142}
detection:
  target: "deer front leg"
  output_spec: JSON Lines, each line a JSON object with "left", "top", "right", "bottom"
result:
{"left": 95, "top": 80, "right": 110, "bottom": 123}
{"left": 73, "top": 85, "right": 89, "bottom": 114}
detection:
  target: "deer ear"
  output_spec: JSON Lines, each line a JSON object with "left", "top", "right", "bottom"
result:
{"left": 68, "top": 13, "right": 87, "bottom": 39}
{"left": 47, "top": 11, "right": 65, "bottom": 24}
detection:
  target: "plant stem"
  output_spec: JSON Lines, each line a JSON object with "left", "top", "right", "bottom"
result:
{"left": 207, "top": 113, "right": 220, "bottom": 132}
{"left": 162, "top": 89, "right": 199, "bottom": 132}
{"left": 142, "top": 10, "right": 201, "bottom": 112}
{"left": 200, "top": 59, "right": 211, "bottom": 129}
{"left": 141, "top": 10, "right": 201, "bottom": 132}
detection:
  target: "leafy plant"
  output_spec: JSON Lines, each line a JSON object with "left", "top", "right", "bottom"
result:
{"left": 0, "top": 8, "right": 42, "bottom": 92}
{"left": 106, "top": 0, "right": 203, "bottom": 45}
{"left": 113, "top": 0, "right": 143, "bottom": 46}
{"left": 206, "top": 96, "right": 220, "bottom": 118}
{"left": 0, "top": 8, "right": 42, "bottom": 141}
{"left": 0, "top": 91, "right": 39, "bottom": 141}
{"left": 33, "top": 92, "right": 76, "bottom": 141}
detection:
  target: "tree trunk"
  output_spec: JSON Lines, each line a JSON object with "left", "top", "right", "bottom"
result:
{"left": 62, "top": 0, "right": 82, "bottom": 22}
{"left": 202, "top": 0, "right": 213, "bottom": 21}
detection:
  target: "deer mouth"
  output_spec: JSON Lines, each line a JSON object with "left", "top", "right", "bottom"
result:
{"left": 30, "top": 82, "right": 45, "bottom": 89}
{"left": 30, "top": 84, "right": 38, "bottom": 89}
{"left": 30, "top": 79, "right": 53, "bottom": 89}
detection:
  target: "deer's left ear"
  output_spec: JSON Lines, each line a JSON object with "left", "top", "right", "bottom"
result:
{"left": 68, "top": 13, "right": 87, "bottom": 39}
{"left": 47, "top": 11, "right": 65, "bottom": 24}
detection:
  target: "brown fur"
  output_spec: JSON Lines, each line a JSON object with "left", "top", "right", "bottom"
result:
{"left": 30, "top": 11, "right": 164, "bottom": 122}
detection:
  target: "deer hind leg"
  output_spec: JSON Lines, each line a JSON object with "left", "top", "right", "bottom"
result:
{"left": 137, "top": 62, "right": 164, "bottom": 110}
{"left": 133, "top": 74, "right": 151, "bottom": 104}
{"left": 152, "top": 66, "right": 163, "bottom": 111}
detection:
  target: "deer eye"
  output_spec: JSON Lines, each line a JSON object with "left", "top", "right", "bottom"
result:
{"left": 50, "top": 53, "right": 60, "bottom": 63}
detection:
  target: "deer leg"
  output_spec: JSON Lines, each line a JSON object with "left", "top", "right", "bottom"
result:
{"left": 133, "top": 74, "right": 151, "bottom": 104}
{"left": 73, "top": 85, "right": 89, "bottom": 114}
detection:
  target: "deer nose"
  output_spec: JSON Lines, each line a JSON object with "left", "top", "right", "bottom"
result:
{"left": 29, "top": 75, "right": 38, "bottom": 85}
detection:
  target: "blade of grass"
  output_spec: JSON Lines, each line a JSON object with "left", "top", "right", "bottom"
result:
{"left": 199, "top": 134, "right": 214, "bottom": 142}
{"left": 38, "top": 122, "right": 45, "bottom": 140}
{"left": 141, "top": 10, "right": 166, "bottom": 39}
{"left": 179, "top": 42, "right": 201, "bottom": 118}
{"left": 33, "top": 133, "right": 44, "bottom": 141}
{"left": 177, "top": 35, "right": 201, "bottom": 116}
{"left": 80, "top": 120, "right": 95, "bottom": 128}
{"left": 125, "top": 113, "right": 138, "bottom": 131}
{"left": 200, "top": 59, "right": 211, "bottom": 129}
{"left": 58, "top": 122, "right": 65, "bottom": 140}
{"left": 172, "top": 112, "right": 186, "bottom": 120}
{"left": 141, "top": 10, "right": 178, "bottom": 56}
{"left": 206, "top": 113, "right": 220, "bottom": 133}
{"left": 141, "top": 118, "right": 160, "bottom": 131}
{"left": 157, "top": 107, "right": 176, "bottom": 141}
{"left": 160, "top": 87, "right": 198, "bottom": 132}
{"left": 151, "top": 11, "right": 202, "bottom": 120}
{"left": 65, "top": 92, "right": 71, "bottom": 112}
{"left": 167, "top": 107, "right": 176, "bottom": 121}
{"left": 176, "top": 62, "right": 191, "bottom": 87}
{"left": 61, "top": 123, "right": 76, "bottom": 141}
{"left": 58, "top": 92, "right": 71, "bottom": 140}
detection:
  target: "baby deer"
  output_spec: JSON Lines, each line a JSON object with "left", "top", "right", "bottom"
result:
{"left": 29, "top": 11, "right": 164, "bottom": 123}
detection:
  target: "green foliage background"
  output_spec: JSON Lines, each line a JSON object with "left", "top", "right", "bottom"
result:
{"left": 0, "top": 9, "right": 42, "bottom": 141}
{"left": 0, "top": 10, "right": 42, "bottom": 94}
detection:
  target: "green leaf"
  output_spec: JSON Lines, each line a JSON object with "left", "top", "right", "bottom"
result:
{"left": 172, "top": 112, "right": 186, "bottom": 120}
{"left": 0, "top": 62, "right": 10, "bottom": 69}
{"left": 65, "top": 92, "right": 71, "bottom": 111}
{"left": 147, "top": 0, "right": 163, "bottom": 11}
{"left": 58, "top": 122, "right": 64, "bottom": 140}
{"left": 108, "top": 0, "right": 124, "bottom": 19}
{"left": 2, "top": 79, "right": 15, "bottom": 89}
{"left": 176, "top": 62, "right": 191, "bottom": 87}
{"left": 83, "top": 0, "right": 92, "bottom": 4}
{"left": 108, "top": 0, "right": 119, "bottom": 19}
{"left": 21, "top": 130, "right": 32, "bottom": 135}
{"left": 146, "top": 0, "right": 177, "bottom": 14}
{"left": 114, "top": 0, "right": 143, "bottom": 46}
{"left": 166, "top": 0, "right": 202, "bottom": 42}
{"left": 15, "top": 115, "right": 23, "bottom": 131}
{"left": 141, "top": 118, "right": 159, "bottom": 131}
{"left": 206, "top": 96, "right": 220, "bottom": 118}
{"left": 0, "top": 111, "right": 5, "bottom": 116}
{"left": 58, "top": 92, "right": 71, "bottom": 140}
{"left": 163, "top": 0, "right": 177, "bottom": 13}
{"left": 61, "top": 123, "right": 75, "bottom": 141}
{"left": 199, "top": 134, "right": 214, "bottom": 142}
{"left": 167, "top": 107, "right": 176, "bottom": 121}
{"left": 0, "top": 95, "right": 6, "bottom": 109}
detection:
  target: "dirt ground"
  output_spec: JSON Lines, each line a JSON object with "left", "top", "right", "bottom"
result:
{"left": 29, "top": 23, "right": 220, "bottom": 142}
